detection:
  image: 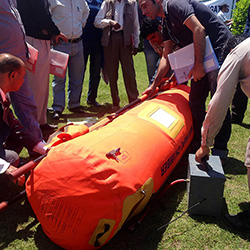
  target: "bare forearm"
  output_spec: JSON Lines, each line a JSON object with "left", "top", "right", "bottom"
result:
{"left": 153, "top": 57, "right": 170, "bottom": 87}
{"left": 193, "top": 26, "right": 206, "bottom": 68}
{"left": 152, "top": 40, "right": 174, "bottom": 87}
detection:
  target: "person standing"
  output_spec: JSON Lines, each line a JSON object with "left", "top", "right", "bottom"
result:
{"left": 139, "top": 0, "right": 232, "bottom": 160}
{"left": 16, "top": 0, "right": 68, "bottom": 131}
{"left": 94, "top": 0, "right": 139, "bottom": 111}
{"left": 48, "top": 0, "right": 90, "bottom": 120}
{"left": 0, "top": 0, "right": 46, "bottom": 156}
{"left": 138, "top": 8, "right": 161, "bottom": 86}
{"left": 82, "top": 0, "right": 103, "bottom": 107}
{"left": 217, "top": 3, "right": 233, "bottom": 29}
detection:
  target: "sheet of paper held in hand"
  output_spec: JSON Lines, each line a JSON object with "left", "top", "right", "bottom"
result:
{"left": 168, "top": 36, "right": 219, "bottom": 84}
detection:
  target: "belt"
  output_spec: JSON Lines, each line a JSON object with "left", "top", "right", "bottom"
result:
{"left": 68, "top": 37, "right": 82, "bottom": 43}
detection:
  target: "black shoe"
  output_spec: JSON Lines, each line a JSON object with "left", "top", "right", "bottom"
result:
{"left": 52, "top": 111, "right": 62, "bottom": 120}
{"left": 87, "top": 100, "right": 102, "bottom": 107}
{"left": 224, "top": 210, "right": 250, "bottom": 232}
{"left": 68, "top": 107, "right": 85, "bottom": 113}
{"left": 111, "top": 105, "right": 120, "bottom": 112}
{"left": 40, "top": 123, "right": 58, "bottom": 131}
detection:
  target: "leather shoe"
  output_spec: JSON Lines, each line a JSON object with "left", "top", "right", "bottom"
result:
{"left": 68, "top": 107, "right": 85, "bottom": 113}
{"left": 224, "top": 210, "right": 250, "bottom": 232}
{"left": 111, "top": 105, "right": 120, "bottom": 112}
{"left": 53, "top": 111, "right": 62, "bottom": 120}
{"left": 87, "top": 100, "right": 102, "bottom": 107}
{"left": 40, "top": 123, "right": 58, "bottom": 131}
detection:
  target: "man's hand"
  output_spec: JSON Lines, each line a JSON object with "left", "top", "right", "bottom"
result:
{"left": 5, "top": 165, "right": 25, "bottom": 186}
{"left": 188, "top": 64, "right": 206, "bottom": 82}
{"left": 195, "top": 145, "right": 210, "bottom": 163}
{"left": 52, "top": 32, "right": 68, "bottom": 45}
{"left": 109, "top": 20, "right": 121, "bottom": 30}
{"left": 142, "top": 84, "right": 157, "bottom": 98}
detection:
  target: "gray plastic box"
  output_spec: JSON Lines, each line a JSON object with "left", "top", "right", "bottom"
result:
{"left": 187, "top": 154, "right": 225, "bottom": 216}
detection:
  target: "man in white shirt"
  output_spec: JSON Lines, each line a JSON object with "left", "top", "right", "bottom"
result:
{"left": 94, "top": 0, "right": 139, "bottom": 111}
{"left": 217, "top": 4, "right": 232, "bottom": 29}
{"left": 48, "top": 0, "right": 90, "bottom": 119}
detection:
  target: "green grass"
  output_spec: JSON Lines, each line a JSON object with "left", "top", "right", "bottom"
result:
{"left": 1, "top": 52, "right": 250, "bottom": 249}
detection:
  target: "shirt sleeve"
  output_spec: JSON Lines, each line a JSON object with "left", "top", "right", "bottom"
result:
{"left": 201, "top": 53, "right": 241, "bottom": 147}
{"left": 82, "top": 0, "right": 90, "bottom": 28}
{"left": 170, "top": 0, "right": 194, "bottom": 24}
{"left": 0, "top": 158, "right": 10, "bottom": 174}
{"left": 132, "top": 1, "right": 140, "bottom": 48}
{"left": 94, "top": 1, "right": 110, "bottom": 29}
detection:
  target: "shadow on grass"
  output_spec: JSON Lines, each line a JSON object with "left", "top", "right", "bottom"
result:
{"left": 223, "top": 157, "right": 247, "bottom": 175}
{"left": 189, "top": 199, "right": 250, "bottom": 243}
{"left": 0, "top": 183, "right": 62, "bottom": 250}
{"left": 46, "top": 103, "right": 114, "bottom": 122}
{"left": 0, "top": 192, "right": 37, "bottom": 249}
{"left": 236, "top": 122, "right": 250, "bottom": 129}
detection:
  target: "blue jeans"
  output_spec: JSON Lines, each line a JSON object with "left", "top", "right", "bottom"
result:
{"left": 143, "top": 39, "right": 160, "bottom": 85}
{"left": 10, "top": 74, "right": 42, "bottom": 143}
{"left": 52, "top": 41, "right": 85, "bottom": 112}
{"left": 82, "top": 38, "right": 103, "bottom": 102}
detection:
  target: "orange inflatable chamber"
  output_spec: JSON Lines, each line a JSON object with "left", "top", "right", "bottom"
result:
{"left": 26, "top": 84, "right": 193, "bottom": 249}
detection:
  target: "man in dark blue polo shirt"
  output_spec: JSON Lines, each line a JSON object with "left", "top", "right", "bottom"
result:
{"left": 139, "top": 0, "right": 232, "bottom": 160}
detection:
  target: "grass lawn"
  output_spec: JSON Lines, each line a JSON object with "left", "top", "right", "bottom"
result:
{"left": 1, "top": 51, "right": 250, "bottom": 249}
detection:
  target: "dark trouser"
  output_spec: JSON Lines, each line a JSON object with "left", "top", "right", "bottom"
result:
{"left": 189, "top": 70, "right": 231, "bottom": 158}
{"left": 83, "top": 38, "right": 103, "bottom": 103}
{"left": 0, "top": 149, "right": 19, "bottom": 167}
{"left": 104, "top": 31, "right": 139, "bottom": 106}
{"left": 231, "top": 83, "right": 248, "bottom": 123}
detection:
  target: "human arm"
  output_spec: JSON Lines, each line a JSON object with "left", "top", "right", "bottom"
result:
{"left": 94, "top": 1, "right": 121, "bottom": 29}
{"left": 132, "top": 1, "right": 140, "bottom": 55}
{"left": 52, "top": 32, "right": 68, "bottom": 45}
{"left": 0, "top": 159, "right": 25, "bottom": 186}
{"left": 4, "top": 103, "right": 47, "bottom": 155}
{"left": 26, "top": 0, "right": 61, "bottom": 36}
{"left": 142, "top": 40, "right": 175, "bottom": 96}
{"left": 94, "top": 1, "right": 111, "bottom": 29}
{"left": 81, "top": 0, "right": 90, "bottom": 28}
{"left": 185, "top": 15, "right": 206, "bottom": 82}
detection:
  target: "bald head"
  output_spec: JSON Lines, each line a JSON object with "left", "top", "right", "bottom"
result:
{"left": 0, "top": 53, "right": 25, "bottom": 74}
{"left": 0, "top": 53, "right": 26, "bottom": 93}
